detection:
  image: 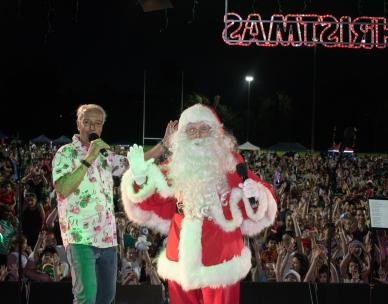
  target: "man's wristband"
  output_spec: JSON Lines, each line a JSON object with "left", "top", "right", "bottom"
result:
{"left": 81, "top": 159, "right": 91, "bottom": 168}
{"left": 160, "top": 140, "right": 169, "bottom": 152}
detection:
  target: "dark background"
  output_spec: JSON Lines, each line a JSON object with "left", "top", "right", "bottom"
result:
{"left": 0, "top": 0, "right": 387, "bottom": 151}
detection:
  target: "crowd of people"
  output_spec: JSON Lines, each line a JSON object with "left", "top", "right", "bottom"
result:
{"left": 0, "top": 139, "right": 387, "bottom": 287}
{"left": 243, "top": 150, "right": 388, "bottom": 284}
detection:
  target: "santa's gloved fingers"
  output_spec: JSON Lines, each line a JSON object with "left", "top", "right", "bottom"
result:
{"left": 128, "top": 146, "right": 138, "bottom": 159}
{"left": 131, "top": 144, "right": 139, "bottom": 155}
{"left": 242, "top": 182, "right": 259, "bottom": 192}
{"left": 243, "top": 189, "right": 258, "bottom": 199}
{"left": 242, "top": 179, "right": 256, "bottom": 189}
{"left": 129, "top": 146, "right": 145, "bottom": 161}
{"left": 242, "top": 182, "right": 260, "bottom": 198}
{"left": 128, "top": 146, "right": 133, "bottom": 157}
{"left": 135, "top": 147, "right": 143, "bottom": 159}
{"left": 131, "top": 144, "right": 143, "bottom": 154}
{"left": 243, "top": 182, "right": 256, "bottom": 190}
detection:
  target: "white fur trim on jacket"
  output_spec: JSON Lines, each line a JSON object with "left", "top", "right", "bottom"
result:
{"left": 122, "top": 194, "right": 171, "bottom": 235}
{"left": 209, "top": 188, "right": 243, "bottom": 232}
{"left": 240, "top": 182, "right": 277, "bottom": 236}
{"left": 121, "top": 163, "right": 173, "bottom": 203}
{"left": 120, "top": 164, "right": 173, "bottom": 235}
{"left": 157, "top": 217, "right": 252, "bottom": 291}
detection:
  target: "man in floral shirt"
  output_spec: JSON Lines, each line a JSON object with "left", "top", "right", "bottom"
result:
{"left": 52, "top": 104, "right": 117, "bottom": 304}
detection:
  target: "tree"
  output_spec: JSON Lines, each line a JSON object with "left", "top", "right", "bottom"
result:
{"left": 184, "top": 93, "right": 241, "bottom": 134}
{"left": 250, "top": 91, "right": 296, "bottom": 146}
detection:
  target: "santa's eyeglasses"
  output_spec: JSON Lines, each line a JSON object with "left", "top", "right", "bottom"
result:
{"left": 185, "top": 125, "right": 211, "bottom": 137}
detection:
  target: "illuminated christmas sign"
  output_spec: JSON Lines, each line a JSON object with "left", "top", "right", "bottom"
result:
{"left": 222, "top": 12, "right": 388, "bottom": 49}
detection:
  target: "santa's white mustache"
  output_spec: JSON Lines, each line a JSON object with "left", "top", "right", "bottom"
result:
{"left": 191, "top": 137, "right": 209, "bottom": 146}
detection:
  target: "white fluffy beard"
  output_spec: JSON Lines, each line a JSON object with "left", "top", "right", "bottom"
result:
{"left": 168, "top": 130, "right": 237, "bottom": 219}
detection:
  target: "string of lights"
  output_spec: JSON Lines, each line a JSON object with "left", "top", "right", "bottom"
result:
{"left": 223, "top": 9, "right": 388, "bottom": 49}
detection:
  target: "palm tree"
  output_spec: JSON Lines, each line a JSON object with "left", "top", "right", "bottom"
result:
{"left": 184, "top": 93, "right": 240, "bottom": 133}
{"left": 250, "top": 91, "right": 295, "bottom": 146}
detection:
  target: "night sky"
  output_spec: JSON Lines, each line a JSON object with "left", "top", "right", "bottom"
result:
{"left": 1, "top": 0, "right": 387, "bottom": 152}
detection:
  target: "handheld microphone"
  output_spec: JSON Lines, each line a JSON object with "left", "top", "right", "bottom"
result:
{"left": 88, "top": 133, "right": 108, "bottom": 157}
{"left": 236, "top": 163, "right": 258, "bottom": 208}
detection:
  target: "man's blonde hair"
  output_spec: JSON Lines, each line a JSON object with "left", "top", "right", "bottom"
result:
{"left": 76, "top": 104, "right": 107, "bottom": 124}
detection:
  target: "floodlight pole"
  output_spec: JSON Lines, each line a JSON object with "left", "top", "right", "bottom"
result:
{"left": 142, "top": 70, "right": 146, "bottom": 146}
{"left": 245, "top": 76, "right": 254, "bottom": 142}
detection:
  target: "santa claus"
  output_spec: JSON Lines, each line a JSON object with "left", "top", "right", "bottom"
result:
{"left": 121, "top": 104, "right": 277, "bottom": 304}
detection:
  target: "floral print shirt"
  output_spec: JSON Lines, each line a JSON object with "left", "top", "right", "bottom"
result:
{"left": 52, "top": 135, "right": 117, "bottom": 249}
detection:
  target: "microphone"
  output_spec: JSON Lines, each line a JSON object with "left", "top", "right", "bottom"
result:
{"left": 236, "top": 163, "right": 258, "bottom": 208}
{"left": 88, "top": 133, "right": 108, "bottom": 157}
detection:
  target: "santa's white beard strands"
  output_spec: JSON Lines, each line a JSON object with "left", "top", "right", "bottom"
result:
{"left": 168, "top": 130, "right": 236, "bottom": 218}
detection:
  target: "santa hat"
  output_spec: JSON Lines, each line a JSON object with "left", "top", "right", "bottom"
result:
{"left": 178, "top": 104, "right": 222, "bottom": 131}
{"left": 283, "top": 269, "right": 301, "bottom": 282}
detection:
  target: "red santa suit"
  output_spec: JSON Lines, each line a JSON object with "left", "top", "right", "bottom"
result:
{"left": 121, "top": 105, "right": 278, "bottom": 304}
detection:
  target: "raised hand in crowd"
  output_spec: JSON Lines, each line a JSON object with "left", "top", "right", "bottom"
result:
{"left": 252, "top": 237, "right": 262, "bottom": 267}
{"left": 365, "top": 231, "right": 381, "bottom": 264}
{"left": 121, "top": 270, "right": 140, "bottom": 286}
{"left": 142, "top": 250, "right": 161, "bottom": 285}
{"left": 376, "top": 266, "right": 388, "bottom": 284}
{"left": 275, "top": 239, "right": 295, "bottom": 282}
{"left": 45, "top": 206, "right": 58, "bottom": 230}
{"left": 340, "top": 241, "right": 370, "bottom": 282}
{"left": 32, "top": 230, "right": 46, "bottom": 263}
{"left": 303, "top": 244, "right": 336, "bottom": 282}
{"left": 21, "top": 164, "right": 48, "bottom": 185}
{"left": 0, "top": 265, "right": 9, "bottom": 281}
{"left": 291, "top": 211, "right": 304, "bottom": 254}
{"left": 6, "top": 263, "right": 18, "bottom": 281}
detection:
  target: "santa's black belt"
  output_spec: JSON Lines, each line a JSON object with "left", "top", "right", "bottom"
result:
{"left": 176, "top": 203, "right": 184, "bottom": 216}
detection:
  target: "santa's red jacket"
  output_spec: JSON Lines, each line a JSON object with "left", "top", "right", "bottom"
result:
{"left": 121, "top": 156, "right": 277, "bottom": 291}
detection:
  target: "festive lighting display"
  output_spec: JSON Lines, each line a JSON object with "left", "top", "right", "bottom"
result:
{"left": 223, "top": 12, "right": 388, "bottom": 49}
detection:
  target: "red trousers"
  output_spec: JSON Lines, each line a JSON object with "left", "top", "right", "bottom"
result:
{"left": 168, "top": 280, "right": 240, "bottom": 304}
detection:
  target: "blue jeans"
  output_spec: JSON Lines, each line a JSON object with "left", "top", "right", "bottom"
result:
{"left": 67, "top": 244, "right": 117, "bottom": 304}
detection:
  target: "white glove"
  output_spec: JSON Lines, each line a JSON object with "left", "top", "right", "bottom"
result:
{"left": 239, "top": 178, "right": 260, "bottom": 200}
{"left": 127, "top": 144, "right": 154, "bottom": 185}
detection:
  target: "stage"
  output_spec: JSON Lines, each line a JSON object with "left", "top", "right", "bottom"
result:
{"left": 1, "top": 282, "right": 387, "bottom": 304}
